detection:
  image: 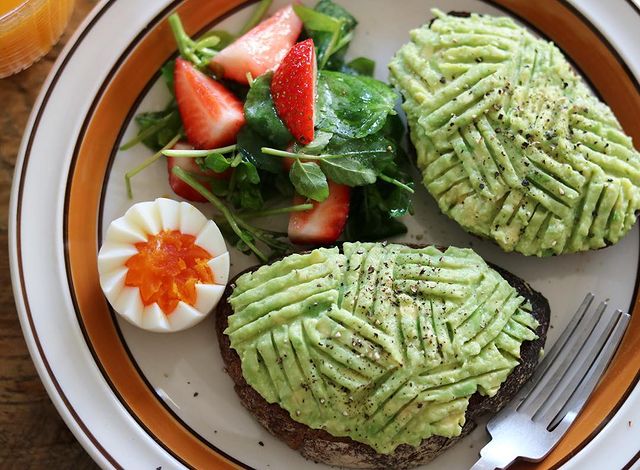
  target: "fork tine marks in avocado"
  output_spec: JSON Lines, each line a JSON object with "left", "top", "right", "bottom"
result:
{"left": 224, "top": 242, "right": 539, "bottom": 453}
{"left": 390, "top": 9, "right": 640, "bottom": 256}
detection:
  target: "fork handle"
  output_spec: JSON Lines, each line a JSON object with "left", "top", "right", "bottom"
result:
{"left": 469, "top": 455, "right": 500, "bottom": 470}
{"left": 470, "top": 440, "right": 516, "bottom": 470}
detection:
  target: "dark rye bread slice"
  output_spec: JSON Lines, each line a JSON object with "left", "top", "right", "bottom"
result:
{"left": 215, "top": 248, "right": 550, "bottom": 469}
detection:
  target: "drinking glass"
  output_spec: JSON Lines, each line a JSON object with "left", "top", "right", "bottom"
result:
{"left": 0, "top": 0, "right": 75, "bottom": 78}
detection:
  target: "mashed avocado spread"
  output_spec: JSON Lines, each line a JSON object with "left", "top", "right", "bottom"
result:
{"left": 225, "top": 243, "right": 538, "bottom": 453}
{"left": 389, "top": 10, "right": 640, "bottom": 256}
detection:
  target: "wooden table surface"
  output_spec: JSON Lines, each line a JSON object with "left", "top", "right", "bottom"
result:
{"left": 0, "top": 1, "right": 99, "bottom": 467}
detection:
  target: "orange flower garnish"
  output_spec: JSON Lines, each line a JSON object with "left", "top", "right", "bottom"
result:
{"left": 125, "top": 230, "right": 214, "bottom": 314}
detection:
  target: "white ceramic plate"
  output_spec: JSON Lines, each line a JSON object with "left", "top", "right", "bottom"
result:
{"left": 9, "top": 0, "right": 640, "bottom": 468}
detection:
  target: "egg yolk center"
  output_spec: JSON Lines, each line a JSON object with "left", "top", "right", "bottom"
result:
{"left": 125, "top": 230, "right": 214, "bottom": 315}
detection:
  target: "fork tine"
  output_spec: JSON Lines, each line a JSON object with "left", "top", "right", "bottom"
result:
{"left": 549, "top": 310, "right": 630, "bottom": 433}
{"left": 523, "top": 293, "right": 593, "bottom": 389}
{"left": 533, "top": 306, "right": 619, "bottom": 427}
{"left": 517, "top": 298, "right": 605, "bottom": 416}
{"left": 490, "top": 294, "right": 594, "bottom": 417}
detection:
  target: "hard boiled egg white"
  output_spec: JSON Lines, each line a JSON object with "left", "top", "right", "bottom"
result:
{"left": 98, "top": 198, "right": 229, "bottom": 333}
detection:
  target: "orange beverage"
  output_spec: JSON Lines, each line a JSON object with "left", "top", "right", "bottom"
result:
{"left": 0, "top": 0, "right": 75, "bottom": 78}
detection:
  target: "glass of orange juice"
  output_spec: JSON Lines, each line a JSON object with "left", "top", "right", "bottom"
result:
{"left": 0, "top": 0, "right": 75, "bottom": 78}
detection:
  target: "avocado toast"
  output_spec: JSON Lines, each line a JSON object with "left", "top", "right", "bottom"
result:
{"left": 216, "top": 243, "right": 549, "bottom": 468}
{"left": 389, "top": 10, "right": 640, "bottom": 256}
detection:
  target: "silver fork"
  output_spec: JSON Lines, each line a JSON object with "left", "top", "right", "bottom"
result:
{"left": 470, "top": 293, "right": 630, "bottom": 470}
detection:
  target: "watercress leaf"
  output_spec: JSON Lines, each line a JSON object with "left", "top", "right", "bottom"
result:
{"left": 161, "top": 60, "right": 175, "bottom": 93}
{"left": 210, "top": 178, "right": 230, "bottom": 197}
{"left": 256, "top": 171, "right": 294, "bottom": 201}
{"left": 314, "top": 0, "right": 357, "bottom": 31}
{"left": 244, "top": 72, "right": 293, "bottom": 147}
{"left": 316, "top": 71, "right": 398, "bottom": 138}
{"left": 236, "top": 126, "right": 283, "bottom": 173}
{"left": 327, "top": 132, "right": 399, "bottom": 176}
{"left": 289, "top": 160, "right": 329, "bottom": 202}
{"left": 386, "top": 184, "right": 414, "bottom": 217}
{"left": 231, "top": 161, "right": 263, "bottom": 210}
{"left": 371, "top": 148, "right": 396, "bottom": 175}
{"left": 323, "top": 31, "right": 356, "bottom": 70}
{"left": 239, "top": 160, "right": 260, "bottom": 185}
{"left": 239, "top": 186, "right": 263, "bottom": 210}
{"left": 216, "top": 221, "right": 261, "bottom": 256}
{"left": 333, "top": 31, "right": 354, "bottom": 53}
{"left": 273, "top": 172, "right": 295, "bottom": 197}
{"left": 319, "top": 157, "right": 377, "bottom": 186}
{"left": 298, "top": 0, "right": 357, "bottom": 69}
{"left": 293, "top": 4, "right": 342, "bottom": 32}
{"left": 342, "top": 57, "right": 375, "bottom": 76}
{"left": 326, "top": 132, "right": 395, "bottom": 156}
{"left": 344, "top": 185, "right": 408, "bottom": 241}
{"left": 292, "top": 130, "right": 333, "bottom": 155}
{"left": 133, "top": 104, "right": 182, "bottom": 151}
{"left": 324, "top": 44, "right": 348, "bottom": 71}
{"left": 317, "top": 132, "right": 401, "bottom": 186}
{"left": 381, "top": 113, "right": 405, "bottom": 143}
{"left": 203, "top": 153, "right": 231, "bottom": 173}
{"left": 156, "top": 123, "right": 181, "bottom": 149}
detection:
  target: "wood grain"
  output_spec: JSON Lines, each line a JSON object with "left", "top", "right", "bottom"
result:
{"left": 0, "top": 1, "right": 99, "bottom": 468}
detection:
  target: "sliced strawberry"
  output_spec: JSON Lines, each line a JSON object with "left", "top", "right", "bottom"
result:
{"left": 174, "top": 58, "right": 245, "bottom": 149}
{"left": 210, "top": 5, "right": 303, "bottom": 84}
{"left": 288, "top": 181, "right": 351, "bottom": 245}
{"left": 271, "top": 38, "right": 316, "bottom": 145}
{"left": 167, "top": 142, "right": 231, "bottom": 202}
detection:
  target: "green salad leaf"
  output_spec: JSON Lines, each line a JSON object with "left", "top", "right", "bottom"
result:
{"left": 341, "top": 57, "right": 375, "bottom": 76}
{"left": 319, "top": 157, "right": 377, "bottom": 186}
{"left": 294, "top": 0, "right": 357, "bottom": 69}
{"left": 258, "top": 171, "right": 295, "bottom": 199}
{"left": 317, "top": 134, "right": 392, "bottom": 185}
{"left": 314, "top": 0, "right": 357, "bottom": 69}
{"left": 289, "top": 160, "right": 329, "bottom": 201}
{"left": 316, "top": 71, "right": 398, "bottom": 138}
{"left": 160, "top": 60, "right": 176, "bottom": 92}
{"left": 236, "top": 126, "right": 283, "bottom": 173}
{"left": 244, "top": 73, "right": 292, "bottom": 147}
{"left": 202, "top": 153, "right": 231, "bottom": 173}
{"left": 315, "top": 0, "right": 357, "bottom": 30}
{"left": 230, "top": 159, "right": 263, "bottom": 211}
{"left": 345, "top": 182, "right": 412, "bottom": 241}
{"left": 123, "top": 104, "right": 182, "bottom": 151}
{"left": 293, "top": 4, "right": 343, "bottom": 33}
{"left": 293, "top": 130, "right": 333, "bottom": 155}
{"left": 386, "top": 183, "right": 413, "bottom": 218}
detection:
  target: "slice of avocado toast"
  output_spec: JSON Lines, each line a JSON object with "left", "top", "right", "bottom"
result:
{"left": 217, "top": 243, "right": 549, "bottom": 469}
{"left": 389, "top": 10, "right": 640, "bottom": 256}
